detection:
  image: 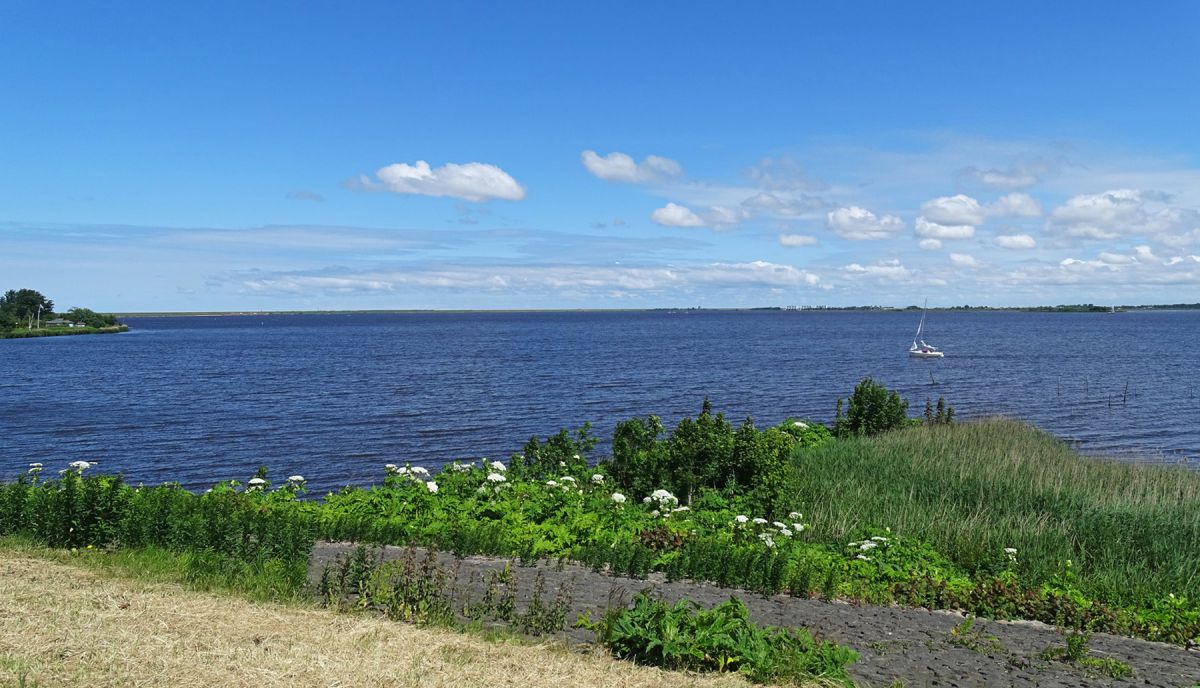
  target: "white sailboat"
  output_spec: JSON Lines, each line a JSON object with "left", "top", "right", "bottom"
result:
{"left": 909, "top": 301, "right": 944, "bottom": 358}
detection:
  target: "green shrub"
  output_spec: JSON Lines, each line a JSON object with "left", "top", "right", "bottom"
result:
{"left": 835, "top": 378, "right": 909, "bottom": 437}
{"left": 580, "top": 593, "right": 858, "bottom": 685}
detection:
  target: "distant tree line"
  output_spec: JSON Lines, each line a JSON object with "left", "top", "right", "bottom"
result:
{"left": 0, "top": 288, "right": 118, "bottom": 331}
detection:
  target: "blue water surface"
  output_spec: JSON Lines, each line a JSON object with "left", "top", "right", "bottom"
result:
{"left": 2, "top": 310, "right": 1196, "bottom": 492}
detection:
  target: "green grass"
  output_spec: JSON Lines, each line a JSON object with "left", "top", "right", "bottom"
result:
{"left": 0, "top": 325, "right": 128, "bottom": 339}
{"left": 790, "top": 418, "right": 1200, "bottom": 607}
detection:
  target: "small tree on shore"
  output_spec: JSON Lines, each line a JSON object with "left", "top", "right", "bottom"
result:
{"left": 835, "top": 378, "right": 909, "bottom": 437}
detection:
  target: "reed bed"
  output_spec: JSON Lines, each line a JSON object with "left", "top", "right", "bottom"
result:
{"left": 791, "top": 418, "right": 1200, "bottom": 606}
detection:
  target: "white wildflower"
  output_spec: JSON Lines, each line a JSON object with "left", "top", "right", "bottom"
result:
{"left": 650, "top": 510, "right": 660, "bottom": 518}
{"left": 859, "top": 541, "right": 878, "bottom": 551}
{"left": 486, "top": 473, "right": 506, "bottom": 483}
{"left": 560, "top": 476, "right": 576, "bottom": 483}
{"left": 758, "top": 532, "right": 775, "bottom": 548}
{"left": 490, "top": 461, "right": 506, "bottom": 472}
{"left": 672, "top": 506, "right": 689, "bottom": 513}
{"left": 425, "top": 481, "right": 438, "bottom": 494}
{"left": 409, "top": 466, "right": 430, "bottom": 477}
{"left": 647, "top": 489, "right": 678, "bottom": 506}
{"left": 591, "top": 474, "right": 605, "bottom": 483}
{"left": 287, "top": 475, "right": 305, "bottom": 484}
{"left": 572, "top": 454, "right": 581, "bottom": 460}
{"left": 870, "top": 536, "right": 888, "bottom": 542}
{"left": 777, "top": 527, "right": 792, "bottom": 537}
{"left": 559, "top": 461, "right": 566, "bottom": 467}
{"left": 69, "top": 460, "right": 92, "bottom": 472}
{"left": 1004, "top": 547, "right": 1018, "bottom": 554}
{"left": 856, "top": 554, "right": 871, "bottom": 561}
{"left": 247, "top": 477, "right": 266, "bottom": 491}
{"left": 546, "top": 480, "right": 558, "bottom": 487}
{"left": 753, "top": 517, "right": 769, "bottom": 525}
{"left": 773, "top": 521, "right": 787, "bottom": 530}
{"left": 384, "top": 463, "right": 398, "bottom": 473}
{"left": 793, "top": 421, "right": 808, "bottom": 429}
{"left": 788, "top": 511, "right": 802, "bottom": 520}
{"left": 734, "top": 514, "right": 749, "bottom": 524}
{"left": 611, "top": 492, "right": 626, "bottom": 504}
{"left": 792, "top": 523, "right": 805, "bottom": 532}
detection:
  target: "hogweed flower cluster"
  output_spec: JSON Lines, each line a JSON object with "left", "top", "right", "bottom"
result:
{"left": 610, "top": 492, "right": 626, "bottom": 505}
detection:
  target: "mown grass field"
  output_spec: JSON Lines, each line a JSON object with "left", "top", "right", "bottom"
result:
{"left": 0, "top": 543, "right": 759, "bottom": 688}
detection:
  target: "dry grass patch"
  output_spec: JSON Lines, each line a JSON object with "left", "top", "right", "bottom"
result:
{"left": 0, "top": 552, "right": 752, "bottom": 688}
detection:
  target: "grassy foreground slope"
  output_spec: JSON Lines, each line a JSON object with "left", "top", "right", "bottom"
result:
{"left": 0, "top": 547, "right": 752, "bottom": 688}
{"left": 793, "top": 418, "right": 1200, "bottom": 607}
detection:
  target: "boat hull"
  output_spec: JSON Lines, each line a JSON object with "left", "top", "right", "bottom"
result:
{"left": 908, "top": 350, "right": 944, "bottom": 358}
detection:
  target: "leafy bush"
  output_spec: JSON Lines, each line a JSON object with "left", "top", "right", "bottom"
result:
{"left": 580, "top": 593, "right": 858, "bottom": 685}
{"left": 834, "top": 378, "right": 909, "bottom": 437}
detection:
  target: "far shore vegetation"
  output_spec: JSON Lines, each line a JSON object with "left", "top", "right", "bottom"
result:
{"left": 3, "top": 380, "right": 1199, "bottom": 683}
{"left": 113, "top": 302, "right": 1200, "bottom": 317}
{"left": 0, "top": 288, "right": 127, "bottom": 339}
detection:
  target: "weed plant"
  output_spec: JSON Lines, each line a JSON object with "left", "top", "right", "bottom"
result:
{"left": 579, "top": 593, "right": 858, "bottom": 685}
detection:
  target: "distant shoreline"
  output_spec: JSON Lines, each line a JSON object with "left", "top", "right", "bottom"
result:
{"left": 115, "top": 304, "right": 1200, "bottom": 318}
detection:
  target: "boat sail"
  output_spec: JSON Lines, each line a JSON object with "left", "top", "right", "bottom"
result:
{"left": 909, "top": 300, "right": 944, "bottom": 358}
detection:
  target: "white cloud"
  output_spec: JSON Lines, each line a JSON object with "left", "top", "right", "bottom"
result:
{"left": 921, "top": 194, "right": 985, "bottom": 226}
{"left": 741, "top": 192, "right": 825, "bottom": 219}
{"left": 915, "top": 217, "right": 975, "bottom": 240}
{"left": 1050, "top": 189, "right": 1144, "bottom": 237}
{"left": 745, "top": 156, "right": 826, "bottom": 191}
{"left": 950, "top": 253, "right": 980, "bottom": 268}
{"left": 919, "top": 239, "right": 942, "bottom": 250}
{"left": 994, "top": 233, "right": 1037, "bottom": 249}
{"left": 241, "top": 260, "right": 821, "bottom": 295}
{"left": 986, "top": 192, "right": 1042, "bottom": 218}
{"left": 1160, "top": 228, "right": 1200, "bottom": 248}
{"left": 650, "top": 202, "right": 705, "bottom": 228}
{"left": 778, "top": 233, "right": 818, "bottom": 247}
{"left": 359, "top": 160, "right": 527, "bottom": 201}
{"left": 843, "top": 259, "right": 911, "bottom": 281}
{"left": 706, "top": 205, "right": 748, "bottom": 228}
{"left": 581, "top": 150, "right": 682, "bottom": 183}
{"left": 961, "top": 165, "right": 1040, "bottom": 190}
{"left": 826, "top": 206, "right": 904, "bottom": 240}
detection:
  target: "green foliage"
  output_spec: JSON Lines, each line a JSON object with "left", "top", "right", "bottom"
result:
{"left": 580, "top": 593, "right": 858, "bottom": 685}
{"left": 835, "top": 378, "right": 909, "bottom": 437}
{"left": 606, "top": 399, "right": 803, "bottom": 511}
{"left": 7, "top": 412, "right": 1200, "bottom": 649}
{"left": 776, "top": 418, "right": 833, "bottom": 449}
{"left": 509, "top": 424, "right": 597, "bottom": 480}
{"left": 1039, "top": 630, "right": 1133, "bottom": 679}
{"left": 923, "top": 397, "right": 955, "bottom": 425}
{"left": 62, "top": 306, "right": 119, "bottom": 328}
{"left": 0, "top": 288, "right": 54, "bottom": 325}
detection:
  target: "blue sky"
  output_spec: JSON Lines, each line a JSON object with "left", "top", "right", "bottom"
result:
{"left": 2, "top": 1, "right": 1199, "bottom": 311}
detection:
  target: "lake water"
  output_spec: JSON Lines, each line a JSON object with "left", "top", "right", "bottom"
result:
{"left": 2, "top": 310, "right": 1197, "bottom": 492}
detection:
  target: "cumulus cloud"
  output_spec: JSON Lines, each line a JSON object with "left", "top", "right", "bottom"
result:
{"left": 650, "top": 202, "right": 706, "bottom": 228}
{"left": 986, "top": 192, "right": 1042, "bottom": 218}
{"left": 1050, "top": 189, "right": 1145, "bottom": 237}
{"left": 915, "top": 216, "right": 975, "bottom": 240}
{"left": 843, "top": 259, "right": 911, "bottom": 281}
{"left": 950, "top": 253, "right": 980, "bottom": 268}
{"left": 994, "top": 233, "right": 1037, "bottom": 249}
{"left": 921, "top": 194, "right": 985, "bottom": 226}
{"left": 778, "top": 233, "right": 818, "bottom": 247}
{"left": 919, "top": 239, "right": 942, "bottom": 250}
{"left": 581, "top": 150, "right": 682, "bottom": 183}
{"left": 826, "top": 206, "right": 904, "bottom": 240}
{"left": 1046, "top": 189, "right": 1199, "bottom": 241}
{"left": 1053, "top": 245, "right": 1200, "bottom": 284}
{"left": 355, "top": 160, "right": 526, "bottom": 201}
